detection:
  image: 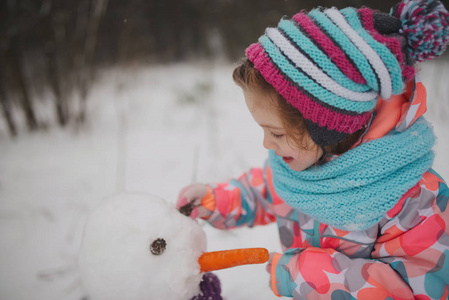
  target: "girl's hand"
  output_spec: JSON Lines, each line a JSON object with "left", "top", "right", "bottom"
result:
{"left": 176, "top": 183, "right": 212, "bottom": 219}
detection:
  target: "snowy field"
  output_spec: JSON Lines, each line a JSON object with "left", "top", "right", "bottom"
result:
{"left": 0, "top": 61, "right": 448, "bottom": 300}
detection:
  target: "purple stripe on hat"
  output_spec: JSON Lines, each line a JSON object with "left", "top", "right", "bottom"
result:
{"left": 292, "top": 12, "right": 367, "bottom": 85}
{"left": 246, "top": 43, "right": 372, "bottom": 134}
{"left": 358, "top": 8, "right": 415, "bottom": 82}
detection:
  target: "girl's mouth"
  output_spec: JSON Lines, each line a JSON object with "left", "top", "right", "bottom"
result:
{"left": 282, "top": 156, "right": 294, "bottom": 163}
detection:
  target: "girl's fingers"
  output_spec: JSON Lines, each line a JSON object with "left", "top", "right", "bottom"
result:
{"left": 190, "top": 206, "right": 199, "bottom": 219}
{"left": 176, "top": 196, "right": 189, "bottom": 209}
{"left": 177, "top": 184, "right": 209, "bottom": 218}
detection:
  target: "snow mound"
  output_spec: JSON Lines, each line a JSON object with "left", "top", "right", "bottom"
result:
{"left": 78, "top": 193, "right": 207, "bottom": 300}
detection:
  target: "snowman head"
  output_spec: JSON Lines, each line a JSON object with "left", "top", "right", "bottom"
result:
{"left": 78, "top": 193, "right": 206, "bottom": 300}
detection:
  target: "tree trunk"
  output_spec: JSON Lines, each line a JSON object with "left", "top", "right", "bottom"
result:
{"left": 0, "top": 61, "right": 17, "bottom": 137}
{"left": 77, "top": 0, "right": 109, "bottom": 123}
{"left": 46, "top": 48, "right": 67, "bottom": 126}
{"left": 8, "top": 37, "right": 39, "bottom": 131}
{"left": 48, "top": 6, "right": 70, "bottom": 127}
{"left": 6, "top": 0, "right": 39, "bottom": 131}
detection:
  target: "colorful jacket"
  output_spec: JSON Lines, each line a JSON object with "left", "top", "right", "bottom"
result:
{"left": 203, "top": 165, "right": 449, "bottom": 299}
{"left": 200, "top": 81, "right": 449, "bottom": 299}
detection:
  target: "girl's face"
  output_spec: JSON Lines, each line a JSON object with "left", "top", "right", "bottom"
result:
{"left": 244, "top": 89, "right": 323, "bottom": 171}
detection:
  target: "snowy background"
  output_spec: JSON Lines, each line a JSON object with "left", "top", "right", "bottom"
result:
{"left": 0, "top": 61, "right": 448, "bottom": 300}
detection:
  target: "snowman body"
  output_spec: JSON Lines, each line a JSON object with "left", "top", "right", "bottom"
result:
{"left": 79, "top": 193, "right": 207, "bottom": 300}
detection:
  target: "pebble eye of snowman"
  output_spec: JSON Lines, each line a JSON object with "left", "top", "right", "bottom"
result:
{"left": 150, "top": 238, "right": 167, "bottom": 255}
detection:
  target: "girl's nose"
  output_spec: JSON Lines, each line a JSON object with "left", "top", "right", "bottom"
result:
{"left": 263, "top": 135, "right": 276, "bottom": 150}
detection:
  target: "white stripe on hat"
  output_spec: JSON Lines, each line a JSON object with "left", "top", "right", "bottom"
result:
{"left": 265, "top": 27, "right": 378, "bottom": 102}
{"left": 325, "top": 8, "right": 392, "bottom": 99}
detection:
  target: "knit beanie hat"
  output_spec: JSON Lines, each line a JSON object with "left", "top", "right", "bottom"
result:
{"left": 246, "top": 0, "right": 449, "bottom": 148}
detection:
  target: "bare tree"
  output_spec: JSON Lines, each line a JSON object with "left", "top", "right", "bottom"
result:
{"left": 75, "top": 0, "right": 109, "bottom": 123}
{"left": 0, "top": 2, "right": 17, "bottom": 137}
{"left": 5, "top": 0, "right": 39, "bottom": 131}
{"left": 0, "top": 59, "right": 17, "bottom": 137}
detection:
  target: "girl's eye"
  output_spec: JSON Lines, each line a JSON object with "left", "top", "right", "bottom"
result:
{"left": 270, "top": 132, "right": 284, "bottom": 139}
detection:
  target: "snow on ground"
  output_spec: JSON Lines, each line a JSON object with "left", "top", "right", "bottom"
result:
{"left": 0, "top": 60, "right": 448, "bottom": 300}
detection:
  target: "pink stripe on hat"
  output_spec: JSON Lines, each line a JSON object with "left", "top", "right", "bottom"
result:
{"left": 246, "top": 43, "right": 372, "bottom": 134}
{"left": 358, "top": 8, "right": 415, "bottom": 82}
{"left": 292, "top": 12, "right": 367, "bottom": 85}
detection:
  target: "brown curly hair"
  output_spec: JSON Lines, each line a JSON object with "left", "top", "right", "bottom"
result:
{"left": 232, "top": 58, "right": 365, "bottom": 156}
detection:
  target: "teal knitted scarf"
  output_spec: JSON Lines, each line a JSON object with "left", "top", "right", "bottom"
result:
{"left": 269, "top": 118, "right": 435, "bottom": 231}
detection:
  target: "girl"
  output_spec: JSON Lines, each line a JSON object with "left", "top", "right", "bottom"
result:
{"left": 177, "top": 0, "right": 449, "bottom": 298}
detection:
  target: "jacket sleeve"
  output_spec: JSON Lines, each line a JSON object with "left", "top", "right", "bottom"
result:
{"left": 202, "top": 165, "right": 277, "bottom": 229}
{"left": 270, "top": 170, "right": 449, "bottom": 299}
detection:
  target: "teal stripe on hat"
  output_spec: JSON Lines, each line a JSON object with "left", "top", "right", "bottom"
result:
{"left": 341, "top": 8, "right": 404, "bottom": 95}
{"left": 308, "top": 9, "right": 379, "bottom": 92}
{"left": 259, "top": 35, "right": 376, "bottom": 113}
{"left": 278, "top": 19, "right": 371, "bottom": 93}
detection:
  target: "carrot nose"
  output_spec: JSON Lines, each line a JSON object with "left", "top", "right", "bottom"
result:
{"left": 198, "top": 248, "right": 269, "bottom": 273}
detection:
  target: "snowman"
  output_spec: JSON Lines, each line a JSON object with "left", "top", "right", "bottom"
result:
{"left": 78, "top": 193, "right": 268, "bottom": 300}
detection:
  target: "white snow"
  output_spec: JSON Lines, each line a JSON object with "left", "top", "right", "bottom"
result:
{"left": 79, "top": 193, "right": 206, "bottom": 300}
{"left": 0, "top": 60, "right": 448, "bottom": 300}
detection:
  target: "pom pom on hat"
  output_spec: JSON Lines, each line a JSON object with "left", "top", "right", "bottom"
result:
{"left": 392, "top": 0, "right": 449, "bottom": 63}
